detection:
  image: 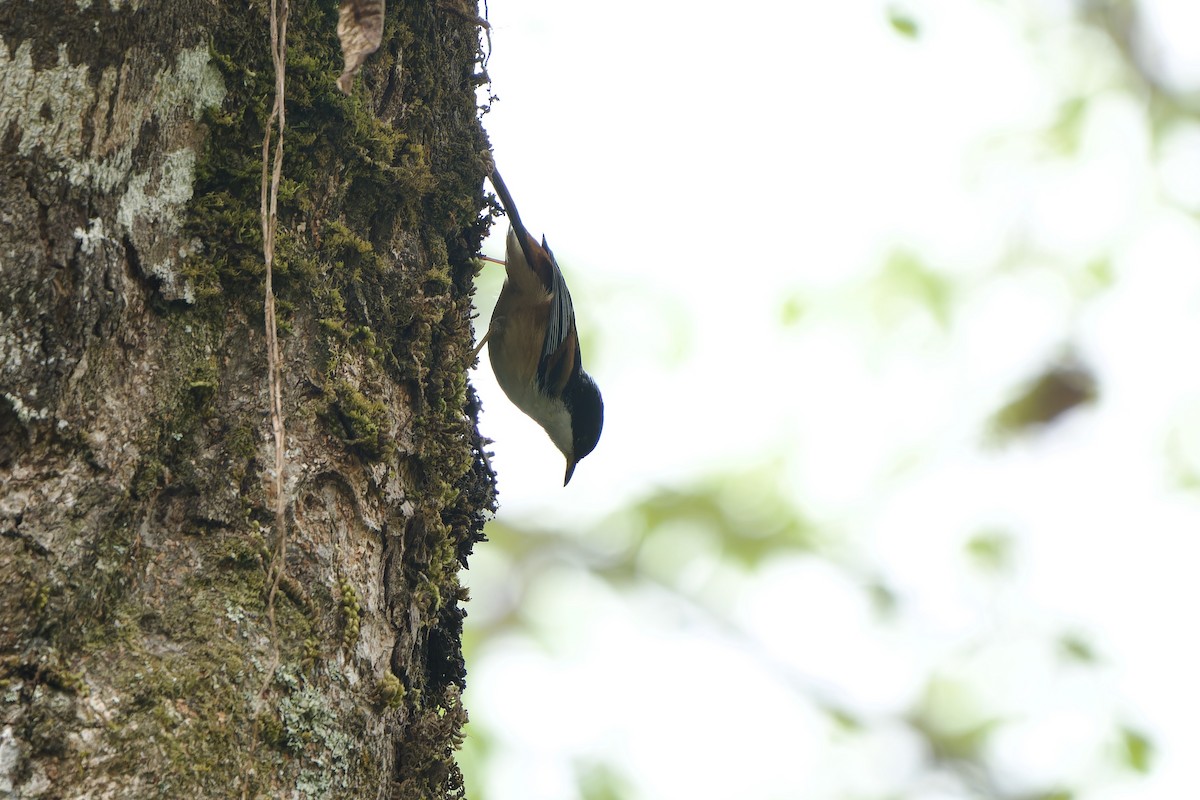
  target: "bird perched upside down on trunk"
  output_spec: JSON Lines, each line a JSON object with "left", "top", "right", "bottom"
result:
{"left": 474, "top": 168, "right": 604, "bottom": 485}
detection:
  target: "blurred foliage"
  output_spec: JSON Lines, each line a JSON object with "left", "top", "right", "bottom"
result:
{"left": 988, "top": 358, "right": 1098, "bottom": 442}
{"left": 1120, "top": 726, "right": 1154, "bottom": 774}
{"left": 462, "top": 468, "right": 1123, "bottom": 799}
{"left": 1081, "top": 257, "right": 1115, "bottom": 296}
{"left": 1057, "top": 632, "right": 1100, "bottom": 665}
{"left": 463, "top": 2, "right": 1188, "bottom": 798}
{"left": 474, "top": 467, "right": 821, "bottom": 588}
{"left": 874, "top": 250, "right": 955, "bottom": 331}
{"left": 628, "top": 472, "right": 821, "bottom": 567}
{"left": 965, "top": 528, "right": 1015, "bottom": 573}
{"left": 887, "top": 9, "right": 920, "bottom": 40}
{"left": 577, "top": 762, "right": 634, "bottom": 800}
{"left": 910, "top": 675, "right": 998, "bottom": 763}
{"left": 779, "top": 293, "right": 806, "bottom": 327}
{"left": 1046, "top": 96, "right": 1090, "bottom": 156}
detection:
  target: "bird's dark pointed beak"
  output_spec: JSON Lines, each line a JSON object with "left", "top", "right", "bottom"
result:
{"left": 563, "top": 459, "right": 577, "bottom": 486}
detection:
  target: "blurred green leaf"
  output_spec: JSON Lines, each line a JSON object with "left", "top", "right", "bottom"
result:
{"left": 1120, "top": 726, "right": 1153, "bottom": 773}
{"left": 1082, "top": 256, "right": 1114, "bottom": 294}
{"left": 867, "top": 579, "right": 899, "bottom": 617}
{"left": 888, "top": 9, "right": 920, "bottom": 39}
{"left": 1164, "top": 427, "right": 1200, "bottom": 491}
{"left": 910, "top": 676, "right": 998, "bottom": 761}
{"left": 1057, "top": 633, "right": 1098, "bottom": 664}
{"left": 988, "top": 358, "right": 1098, "bottom": 442}
{"left": 578, "top": 761, "right": 634, "bottom": 800}
{"left": 966, "top": 529, "right": 1014, "bottom": 573}
{"left": 875, "top": 250, "right": 954, "bottom": 330}
{"left": 1030, "top": 791, "right": 1073, "bottom": 800}
{"left": 829, "top": 707, "right": 865, "bottom": 733}
{"left": 1047, "top": 96, "right": 1088, "bottom": 155}
{"left": 780, "top": 293, "right": 806, "bottom": 327}
{"left": 915, "top": 717, "right": 998, "bottom": 762}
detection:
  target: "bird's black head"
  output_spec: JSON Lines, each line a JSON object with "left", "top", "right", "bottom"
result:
{"left": 562, "top": 370, "right": 604, "bottom": 485}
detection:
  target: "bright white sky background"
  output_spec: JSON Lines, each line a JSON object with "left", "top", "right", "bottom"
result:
{"left": 462, "top": 1, "right": 1200, "bottom": 798}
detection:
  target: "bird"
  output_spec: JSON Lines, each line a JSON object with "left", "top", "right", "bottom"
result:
{"left": 473, "top": 168, "right": 604, "bottom": 485}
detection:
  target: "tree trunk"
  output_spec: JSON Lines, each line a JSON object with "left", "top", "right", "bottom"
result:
{"left": 0, "top": 1, "right": 495, "bottom": 797}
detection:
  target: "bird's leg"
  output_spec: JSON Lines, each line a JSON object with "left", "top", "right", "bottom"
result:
{"left": 470, "top": 329, "right": 492, "bottom": 362}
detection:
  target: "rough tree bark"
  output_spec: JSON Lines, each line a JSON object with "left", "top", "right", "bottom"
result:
{"left": 0, "top": 0, "right": 495, "bottom": 797}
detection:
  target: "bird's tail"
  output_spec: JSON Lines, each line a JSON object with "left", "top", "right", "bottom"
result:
{"left": 489, "top": 166, "right": 538, "bottom": 271}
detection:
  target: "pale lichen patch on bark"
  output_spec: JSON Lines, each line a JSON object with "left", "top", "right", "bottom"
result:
{"left": 0, "top": 40, "right": 224, "bottom": 302}
{"left": 117, "top": 148, "right": 200, "bottom": 302}
{"left": 0, "top": 43, "right": 90, "bottom": 161}
{"left": 72, "top": 217, "right": 110, "bottom": 256}
{"left": 0, "top": 725, "right": 19, "bottom": 795}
